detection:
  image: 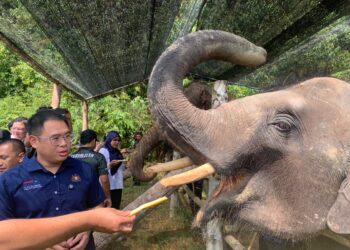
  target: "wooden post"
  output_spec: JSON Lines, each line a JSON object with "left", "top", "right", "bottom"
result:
{"left": 51, "top": 83, "right": 62, "bottom": 109}
{"left": 82, "top": 100, "right": 89, "bottom": 130}
{"left": 169, "top": 150, "right": 181, "bottom": 218}
{"left": 206, "top": 80, "right": 228, "bottom": 250}
{"left": 206, "top": 218, "right": 224, "bottom": 250}
{"left": 208, "top": 80, "right": 228, "bottom": 196}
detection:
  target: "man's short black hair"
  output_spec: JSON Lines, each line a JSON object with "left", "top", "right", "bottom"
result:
{"left": 7, "top": 117, "right": 28, "bottom": 130}
{"left": 0, "top": 139, "right": 25, "bottom": 154}
{"left": 36, "top": 106, "right": 53, "bottom": 112}
{"left": 0, "top": 129, "right": 11, "bottom": 143}
{"left": 54, "top": 108, "right": 70, "bottom": 116}
{"left": 28, "top": 110, "right": 69, "bottom": 135}
{"left": 80, "top": 129, "right": 98, "bottom": 145}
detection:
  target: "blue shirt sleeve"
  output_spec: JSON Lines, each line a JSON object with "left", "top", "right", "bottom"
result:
{"left": 0, "top": 174, "right": 15, "bottom": 220}
{"left": 86, "top": 165, "right": 106, "bottom": 208}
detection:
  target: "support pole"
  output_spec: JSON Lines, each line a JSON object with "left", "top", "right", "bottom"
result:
{"left": 51, "top": 83, "right": 62, "bottom": 109}
{"left": 208, "top": 80, "right": 228, "bottom": 196}
{"left": 82, "top": 100, "right": 89, "bottom": 130}
{"left": 169, "top": 151, "right": 181, "bottom": 218}
{"left": 206, "top": 80, "right": 228, "bottom": 250}
{"left": 206, "top": 218, "right": 224, "bottom": 250}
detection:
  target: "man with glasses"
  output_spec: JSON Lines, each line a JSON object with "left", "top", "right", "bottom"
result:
{"left": 0, "top": 110, "right": 105, "bottom": 250}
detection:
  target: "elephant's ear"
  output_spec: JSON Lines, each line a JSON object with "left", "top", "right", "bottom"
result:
{"left": 327, "top": 176, "right": 350, "bottom": 234}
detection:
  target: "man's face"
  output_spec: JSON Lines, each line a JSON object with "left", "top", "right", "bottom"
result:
{"left": 0, "top": 143, "right": 24, "bottom": 173}
{"left": 29, "top": 120, "right": 71, "bottom": 167}
{"left": 135, "top": 134, "right": 142, "bottom": 141}
{"left": 10, "top": 122, "right": 26, "bottom": 141}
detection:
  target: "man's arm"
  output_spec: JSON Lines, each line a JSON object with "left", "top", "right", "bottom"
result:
{"left": 0, "top": 208, "right": 135, "bottom": 250}
{"left": 100, "top": 174, "right": 112, "bottom": 207}
{"left": 97, "top": 153, "right": 112, "bottom": 207}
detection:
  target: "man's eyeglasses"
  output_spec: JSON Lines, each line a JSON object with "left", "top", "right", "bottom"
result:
{"left": 36, "top": 133, "right": 74, "bottom": 146}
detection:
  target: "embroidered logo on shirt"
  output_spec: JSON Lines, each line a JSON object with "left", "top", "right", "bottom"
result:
{"left": 71, "top": 174, "right": 81, "bottom": 182}
{"left": 22, "top": 179, "right": 42, "bottom": 191}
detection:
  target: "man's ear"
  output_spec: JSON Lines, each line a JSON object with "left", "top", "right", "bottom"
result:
{"left": 18, "top": 152, "right": 25, "bottom": 163}
{"left": 28, "top": 135, "right": 39, "bottom": 149}
{"left": 327, "top": 176, "right": 350, "bottom": 234}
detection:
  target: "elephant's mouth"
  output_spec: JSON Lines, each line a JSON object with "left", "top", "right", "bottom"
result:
{"left": 160, "top": 162, "right": 255, "bottom": 227}
{"left": 197, "top": 171, "right": 253, "bottom": 227}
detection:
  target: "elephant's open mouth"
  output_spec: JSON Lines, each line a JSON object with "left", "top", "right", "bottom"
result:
{"left": 196, "top": 171, "right": 254, "bottom": 227}
{"left": 210, "top": 174, "right": 246, "bottom": 201}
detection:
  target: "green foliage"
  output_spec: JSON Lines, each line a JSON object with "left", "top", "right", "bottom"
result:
{"left": 86, "top": 91, "right": 152, "bottom": 147}
{"left": 0, "top": 44, "right": 43, "bottom": 97}
{"left": 0, "top": 44, "right": 152, "bottom": 147}
{"left": 228, "top": 85, "right": 258, "bottom": 99}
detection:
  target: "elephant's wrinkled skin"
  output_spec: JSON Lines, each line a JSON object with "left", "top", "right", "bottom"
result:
{"left": 129, "top": 81, "right": 212, "bottom": 181}
{"left": 147, "top": 30, "right": 350, "bottom": 242}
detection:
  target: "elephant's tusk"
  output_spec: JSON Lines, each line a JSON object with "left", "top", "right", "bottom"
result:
{"left": 160, "top": 163, "right": 215, "bottom": 187}
{"left": 147, "top": 157, "right": 193, "bottom": 173}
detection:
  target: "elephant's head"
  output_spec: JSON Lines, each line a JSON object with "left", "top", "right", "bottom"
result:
{"left": 148, "top": 30, "right": 350, "bottom": 241}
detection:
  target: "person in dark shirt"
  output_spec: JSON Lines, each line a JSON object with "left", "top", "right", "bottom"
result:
{"left": 0, "top": 110, "right": 105, "bottom": 250}
{"left": 71, "top": 129, "right": 112, "bottom": 207}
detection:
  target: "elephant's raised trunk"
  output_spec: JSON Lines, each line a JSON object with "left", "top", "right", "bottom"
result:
{"left": 129, "top": 82, "right": 212, "bottom": 181}
{"left": 148, "top": 30, "right": 266, "bottom": 166}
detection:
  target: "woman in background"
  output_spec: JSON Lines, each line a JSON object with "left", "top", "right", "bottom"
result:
{"left": 99, "top": 131, "right": 126, "bottom": 209}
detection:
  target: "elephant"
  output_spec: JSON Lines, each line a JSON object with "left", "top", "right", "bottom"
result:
{"left": 147, "top": 30, "right": 350, "bottom": 248}
{"left": 128, "top": 81, "right": 212, "bottom": 182}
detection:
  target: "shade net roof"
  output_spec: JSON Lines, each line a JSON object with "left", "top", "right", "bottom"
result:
{"left": 0, "top": 0, "right": 348, "bottom": 99}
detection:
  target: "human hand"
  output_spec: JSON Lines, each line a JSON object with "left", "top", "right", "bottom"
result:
{"left": 90, "top": 208, "right": 136, "bottom": 233}
{"left": 103, "top": 198, "right": 112, "bottom": 208}
{"left": 66, "top": 231, "right": 90, "bottom": 250}
{"left": 110, "top": 160, "right": 122, "bottom": 166}
{"left": 45, "top": 241, "right": 70, "bottom": 250}
{"left": 120, "top": 148, "right": 129, "bottom": 154}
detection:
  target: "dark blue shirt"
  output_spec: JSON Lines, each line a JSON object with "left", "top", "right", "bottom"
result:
{"left": 0, "top": 156, "right": 105, "bottom": 219}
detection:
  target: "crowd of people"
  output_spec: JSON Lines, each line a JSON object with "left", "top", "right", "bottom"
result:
{"left": 0, "top": 107, "right": 144, "bottom": 249}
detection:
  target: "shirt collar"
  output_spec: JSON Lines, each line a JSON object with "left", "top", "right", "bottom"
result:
{"left": 26, "top": 156, "right": 74, "bottom": 173}
{"left": 79, "top": 146, "right": 94, "bottom": 151}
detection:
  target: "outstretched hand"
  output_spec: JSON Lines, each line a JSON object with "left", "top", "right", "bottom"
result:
{"left": 90, "top": 208, "right": 136, "bottom": 233}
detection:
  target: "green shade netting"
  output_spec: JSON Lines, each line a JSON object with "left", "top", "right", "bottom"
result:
{"left": 0, "top": 0, "right": 348, "bottom": 99}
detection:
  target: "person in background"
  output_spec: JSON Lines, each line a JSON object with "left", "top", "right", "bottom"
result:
{"left": 132, "top": 131, "right": 143, "bottom": 148}
{"left": 71, "top": 129, "right": 112, "bottom": 207}
{"left": 0, "top": 208, "right": 135, "bottom": 250}
{"left": 132, "top": 131, "right": 143, "bottom": 186}
{"left": 8, "top": 117, "right": 27, "bottom": 141}
{"left": 0, "top": 139, "right": 25, "bottom": 174}
{"left": 99, "top": 131, "right": 126, "bottom": 209}
{"left": 0, "top": 110, "right": 105, "bottom": 250}
{"left": 0, "top": 129, "right": 11, "bottom": 143}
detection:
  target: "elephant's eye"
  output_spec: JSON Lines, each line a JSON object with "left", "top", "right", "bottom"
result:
{"left": 270, "top": 112, "right": 297, "bottom": 134}
{"left": 273, "top": 121, "right": 292, "bottom": 132}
